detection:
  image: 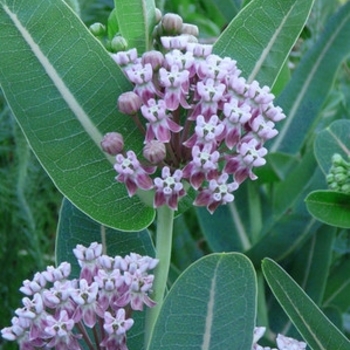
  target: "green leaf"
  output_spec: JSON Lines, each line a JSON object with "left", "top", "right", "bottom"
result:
{"left": 262, "top": 258, "right": 350, "bottom": 350}
{"left": 286, "top": 225, "right": 335, "bottom": 305}
{"left": 171, "top": 214, "right": 203, "bottom": 274}
{"left": 148, "top": 253, "right": 257, "bottom": 350}
{"left": 204, "top": 0, "right": 242, "bottom": 23}
{"left": 56, "top": 198, "right": 155, "bottom": 350}
{"left": 314, "top": 119, "right": 350, "bottom": 174}
{"left": 271, "top": 1, "right": 350, "bottom": 154}
{"left": 273, "top": 151, "right": 317, "bottom": 216}
{"left": 0, "top": 0, "right": 155, "bottom": 231}
{"left": 195, "top": 185, "right": 252, "bottom": 253}
{"left": 213, "top": 0, "right": 314, "bottom": 86}
{"left": 268, "top": 225, "right": 335, "bottom": 336}
{"left": 306, "top": 190, "right": 350, "bottom": 228}
{"left": 246, "top": 167, "right": 325, "bottom": 266}
{"left": 323, "top": 256, "right": 350, "bottom": 311}
{"left": 114, "top": 0, "right": 156, "bottom": 53}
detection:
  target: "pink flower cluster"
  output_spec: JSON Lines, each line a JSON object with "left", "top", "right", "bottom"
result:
{"left": 1, "top": 242, "right": 158, "bottom": 350}
{"left": 105, "top": 35, "right": 285, "bottom": 213}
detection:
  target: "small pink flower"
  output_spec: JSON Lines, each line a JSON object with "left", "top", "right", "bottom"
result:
{"left": 71, "top": 279, "right": 101, "bottom": 328}
{"left": 159, "top": 65, "right": 190, "bottom": 110}
{"left": 73, "top": 242, "right": 102, "bottom": 284}
{"left": 114, "top": 151, "right": 155, "bottom": 196}
{"left": 161, "top": 35, "right": 189, "bottom": 50}
{"left": 153, "top": 166, "right": 186, "bottom": 210}
{"left": 224, "top": 138, "right": 267, "bottom": 183}
{"left": 193, "top": 78, "right": 226, "bottom": 119}
{"left": 111, "top": 48, "right": 138, "bottom": 67}
{"left": 250, "top": 115, "right": 278, "bottom": 141}
{"left": 116, "top": 270, "right": 156, "bottom": 311}
{"left": 194, "top": 173, "right": 238, "bottom": 214}
{"left": 20, "top": 272, "right": 47, "bottom": 296}
{"left": 101, "top": 309, "right": 134, "bottom": 350}
{"left": 164, "top": 49, "right": 195, "bottom": 76}
{"left": 222, "top": 99, "right": 252, "bottom": 149}
{"left": 182, "top": 144, "right": 220, "bottom": 189}
{"left": 184, "top": 114, "right": 224, "bottom": 150}
{"left": 126, "top": 63, "right": 158, "bottom": 102}
{"left": 45, "top": 310, "right": 81, "bottom": 350}
{"left": 141, "top": 99, "right": 182, "bottom": 143}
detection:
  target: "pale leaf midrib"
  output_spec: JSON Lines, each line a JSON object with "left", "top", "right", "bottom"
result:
{"left": 247, "top": 1, "right": 297, "bottom": 83}
{"left": 3, "top": 4, "right": 105, "bottom": 152}
{"left": 271, "top": 10, "right": 350, "bottom": 153}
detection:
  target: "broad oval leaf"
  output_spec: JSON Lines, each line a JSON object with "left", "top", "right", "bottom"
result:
{"left": 305, "top": 190, "right": 350, "bottom": 228}
{"left": 271, "top": 1, "right": 350, "bottom": 154}
{"left": 262, "top": 258, "right": 350, "bottom": 350}
{"left": 0, "top": 0, "right": 155, "bottom": 231}
{"left": 148, "top": 253, "right": 257, "bottom": 350}
{"left": 56, "top": 198, "right": 155, "bottom": 350}
{"left": 213, "top": 0, "right": 314, "bottom": 86}
{"left": 314, "top": 119, "right": 350, "bottom": 175}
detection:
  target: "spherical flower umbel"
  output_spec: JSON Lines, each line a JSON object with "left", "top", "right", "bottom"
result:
{"left": 110, "top": 33, "right": 286, "bottom": 213}
{"left": 1, "top": 242, "right": 158, "bottom": 350}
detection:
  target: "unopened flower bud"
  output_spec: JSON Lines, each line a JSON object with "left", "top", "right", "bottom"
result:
{"left": 110, "top": 35, "right": 128, "bottom": 53}
{"left": 335, "top": 172, "right": 347, "bottom": 183}
{"left": 326, "top": 173, "right": 334, "bottom": 183}
{"left": 341, "top": 183, "right": 350, "bottom": 193}
{"left": 143, "top": 140, "right": 166, "bottom": 164}
{"left": 333, "top": 166, "right": 346, "bottom": 175}
{"left": 142, "top": 50, "right": 164, "bottom": 70}
{"left": 101, "top": 132, "right": 124, "bottom": 155}
{"left": 89, "top": 22, "right": 106, "bottom": 37}
{"left": 181, "top": 23, "right": 199, "bottom": 37}
{"left": 161, "top": 13, "right": 183, "bottom": 35}
{"left": 332, "top": 153, "right": 347, "bottom": 167}
{"left": 155, "top": 8, "right": 162, "bottom": 23}
{"left": 118, "top": 91, "right": 142, "bottom": 115}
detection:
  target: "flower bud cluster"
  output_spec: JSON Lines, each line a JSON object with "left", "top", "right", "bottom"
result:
{"left": 1, "top": 242, "right": 158, "bottom": 350}
{"left": 152, "top": 12, "right": 199, "bottom": 47}
{"left": 108, "top": 32, "right": 285, "bottom": 213}
{"left": 253, "top": 327, "right": 307, "bottom": 350}
{"left": 326, "top": 153, "right": 350, "bottom": 193}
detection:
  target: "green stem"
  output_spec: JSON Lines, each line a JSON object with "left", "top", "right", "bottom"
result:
{"left": 144, "top": 205, "right": 174, "bottom": 348}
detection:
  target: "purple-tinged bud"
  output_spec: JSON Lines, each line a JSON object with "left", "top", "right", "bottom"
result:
{"left": 143, "top": 140, "right": 166, "bottom": 164}
{"left": 155, "top": 8, "right": 162, "bottom": 23}
{"left": 142, "top": 50, "right": 165, "bottom": 71}
{"left": 118, "top": 91, "right": 142, "bottom": 115}
{"left": 101, "top": 132, "right": 124, "bottom": 155}
{"left": 89, "top": 22, "right": 106, "bottom": 37}
{"left": 181, "top": 23, "right": 199, "bottom": 37}
{"left": 161, "top": 13, "right": 183, "bottom": 35}
{"left": 110, "top": 35, "right": 128, "bottom": 53}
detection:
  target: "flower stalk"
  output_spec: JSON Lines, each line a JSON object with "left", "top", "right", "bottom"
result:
{"left": 144, "top": 205, "right": 174, "bottom": 348}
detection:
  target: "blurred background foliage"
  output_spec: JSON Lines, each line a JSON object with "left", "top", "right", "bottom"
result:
{"left": 0, "top": 0, "right": 349, "bottom": 349}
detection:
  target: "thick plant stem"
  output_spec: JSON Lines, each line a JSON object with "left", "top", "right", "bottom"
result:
{"left": 144, "top": 205, "right": 174, "bottom": 348}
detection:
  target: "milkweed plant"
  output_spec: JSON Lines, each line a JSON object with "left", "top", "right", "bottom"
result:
{"left": 1, "top": 0, "right": 350, "bottom": 349}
